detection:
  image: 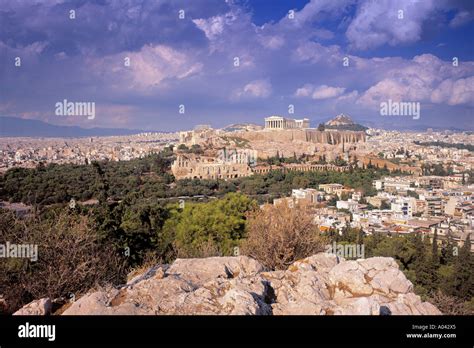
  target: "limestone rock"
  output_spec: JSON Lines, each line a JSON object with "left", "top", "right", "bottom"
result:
{"left": 329, "top": 260, "right": 374, "bottom": 297}
{"left": 13, "top": 298, "right": 52, "bottom": 316}
{"left": 52, "top": 253, "right": 441, "bottom": 315}
{"left": 166, "top": 256, "right": 266, "bottom": 287}
{"left": 332, "top": 297, "right": 381, "bottom": 315}
{"left": 289, "top": 253, "right": 342, "bottom": 273}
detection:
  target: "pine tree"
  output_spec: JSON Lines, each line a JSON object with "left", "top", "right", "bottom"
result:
{"left": 429, "top": 230, "right": 440, "bottom": 289}
{"left": 432, "top": 230, "right": 439, "bottom": 265}
{"left": 451, "top": 234, "right": 473, "bottom": 300}
{"left": 442, "top": 234, "right": 456, "bottom": 265}
{"left": 357, "top": 228, "right": 364, "bottom": 245}
{"left": 412, "top": 234, "right": 434, "bottom": 293}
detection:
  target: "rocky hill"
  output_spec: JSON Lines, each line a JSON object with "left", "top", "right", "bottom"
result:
{"left": 14, "top": 253, "right": 441, "bottom": 315}
{"left": 325, "top": 114, "right": 368, "bottom": 131}
{"left": 221, "top": 123, "right": 263, "bottom": 132}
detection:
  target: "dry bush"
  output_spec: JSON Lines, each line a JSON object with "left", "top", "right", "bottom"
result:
{"left": 126, "top": 251, "right": 164, "bottom": 282}
{"left": 241, "top": 202, "right": 327, "bottom": 270}
{"left": 428, "top": 290, "right": 473, "bottom": 315}
{"left": 173, "top": 238, "right": 221, "bottom": 259}
{"left": 0, "top": 209, "right": 126, "bottom": 314}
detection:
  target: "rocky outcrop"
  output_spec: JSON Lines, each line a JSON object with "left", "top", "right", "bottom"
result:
{"left": 326, "top": 114, "right": 355, "bottom": 127}
{"left": 13, "top": 298, "right": 52, "bottom": 315}
{"left": 235, "top": 129, "right": 366, "bottom": 146}
{"left": 230, "top": 129, "right": 365, "bottom": 158}
{"left": 16, "top": 254, "right": 441, "bottom": 315}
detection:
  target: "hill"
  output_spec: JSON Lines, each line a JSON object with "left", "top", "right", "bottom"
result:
{"left": 325, "top": 114, "right": 368, "bottom": 131}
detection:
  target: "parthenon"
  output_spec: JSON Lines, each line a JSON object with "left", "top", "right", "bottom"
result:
{"left": 264, "top": 116, "right": 310, "bottom": 130}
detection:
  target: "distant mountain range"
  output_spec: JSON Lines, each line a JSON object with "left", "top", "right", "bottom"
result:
{"left": 1, "top": 115, "right": 469, "bottom": 138}
{"left": 0, "top": 117, "right": 145, "bottom": 137}
{"left": 360, "top": 118, "right": 471, "bottom": 132}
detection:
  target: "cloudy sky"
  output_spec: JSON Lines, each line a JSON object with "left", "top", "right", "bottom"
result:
{"left": 0, "top": 0, "right": 473, "bottom": 131}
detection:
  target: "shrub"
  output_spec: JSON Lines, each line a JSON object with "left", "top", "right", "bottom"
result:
{"left": 0, "top": 209, "right": 126, "bottom": 314}
{"left": 165, "top": 193, "right": 256, "bottom": 258}
{"left": 241, "top": 203, "right": 327, "bottom": 270}
{"left": 428, "top": 290, "right": 473, "bottom": 315}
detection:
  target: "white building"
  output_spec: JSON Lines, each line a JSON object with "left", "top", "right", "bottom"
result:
{"left": 336, "top": 199, "right": 359, "bottom": 212}
{"left": 391, "top": 197, "right": 417, "bottom": 218}
{"left": 291, "top": 188, "right": 325, "bottom": 203}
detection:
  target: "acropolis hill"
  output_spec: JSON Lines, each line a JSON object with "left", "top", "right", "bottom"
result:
{"left": 172, "top": 115, "right": 367, "bottom": 180}
{"left": 242, "top": 115, "right": 366, "bottom": 145}
{"left": 180, "top": 115, "right": 366, "bottom": 158}
{"left": 233, "top": 127, "right": 365, "bottom": 145}
{"left": 231, "top": 115, "right": 365, "bottom": 159}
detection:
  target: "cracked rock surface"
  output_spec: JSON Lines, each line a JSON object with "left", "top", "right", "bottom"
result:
{"left": 15, "top": 254, "right": 441, "bottom": 315}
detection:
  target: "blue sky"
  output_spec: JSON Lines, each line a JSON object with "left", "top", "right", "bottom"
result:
{"left": 0, "top": 0, "right": 473, "bottom": 131}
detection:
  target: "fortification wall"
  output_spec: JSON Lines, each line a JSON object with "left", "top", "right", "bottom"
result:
{"left": 233, "top": 129, "right": 365, "bottom": 144}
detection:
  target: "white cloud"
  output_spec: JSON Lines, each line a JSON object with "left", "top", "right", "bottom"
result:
{"left": 294, "top": 84, "right": 314, "bottom": 97}
{"left": 282, "top": 0, "right": 355, "bottom": 28}
{"left": 357, "top": 54, "right": 474, "bottom": 107}
{"left": 312, "top": 85, "right": 346, "bottom": 99}
{"left": 259, "top": 35, "right": 285, "bottom": 50}
{"left": 431, "top": 77, "right": 474, "bottom": 106}
{"left": 449, "top": 10, "right": 473, "bottom": 28}
{"left": 337, "top": 90, "right": 359, "bottom": 102}
{"left": 90, "top": 44, "right": 203, "bottom": 91}
{"left": 346, "top": 0, "right": 438, "bottom": 50}
{"left": 295, "top": 84, "right": 345, "bottom": 99}
{"left": 293, "top": 41, "right": 342, "bottom": 64}
{"left": 128, "top": 45, "right": 203, "bottom": 88}
{"left": 233, "top": 79, "right": 272, "bottom": 100}
{"left": 193, "top": 15, "right": 228, "bottom": 40}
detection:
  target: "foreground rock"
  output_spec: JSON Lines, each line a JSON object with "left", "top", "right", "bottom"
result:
{"left": 16, "top": 254, "right": 441, "bottom": 315}
{"left": 13, "top": 298, "right": 52, "bottom": 315}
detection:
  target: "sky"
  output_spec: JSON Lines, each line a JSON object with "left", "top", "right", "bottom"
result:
{"left": 0, "top": 0, "right": 473, "bottom": 131}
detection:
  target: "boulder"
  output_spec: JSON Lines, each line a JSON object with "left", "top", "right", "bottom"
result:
{"left": 166, "top": 256, "right": 266, "bottom": 287}
{"left": 289, "top": 253, "right": 341, "bottom": 273}
{"left": 329, "top": 261, "right": 373, "bottom": 297}
{"left": 13, "top": 298, "right": 52, "bottom": 316}
{"left": 333, "top": 297, "right": 381, "bottom": 315}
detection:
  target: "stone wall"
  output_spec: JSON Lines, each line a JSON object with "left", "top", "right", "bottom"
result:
{"left": 233, "top": 129, "right": 366, "bottom": 145}
{"left": 171, "top": 154, "right": 253, "bottom": 180}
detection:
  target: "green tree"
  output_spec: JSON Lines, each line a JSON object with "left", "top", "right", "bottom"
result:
{"left": 412, "top": 234, "right": 435, "bottom": 294}
{"left": 164, "top": 193, "right": 256, "bottom": 257}
{"left": 450, "top": 235, "right": 474, "bottom": 300}
{"left": 440, "top": 234, "right": 456, "bottom": 265}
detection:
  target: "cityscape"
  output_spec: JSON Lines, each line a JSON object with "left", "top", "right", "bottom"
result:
{"left": 0, "top": 0, "right": 473, "bottom": 345}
